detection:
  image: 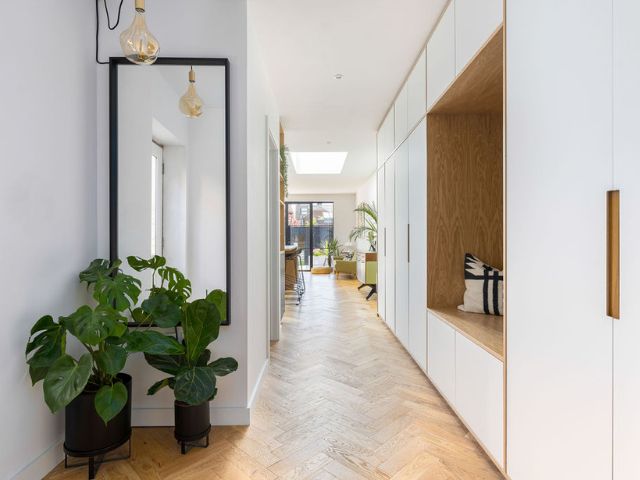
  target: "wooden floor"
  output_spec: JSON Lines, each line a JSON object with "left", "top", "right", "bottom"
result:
{"left": 46, "top": 274, "right": 501, "bottom": 479}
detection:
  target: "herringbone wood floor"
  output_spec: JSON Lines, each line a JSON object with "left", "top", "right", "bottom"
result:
{"left": 46, "top": 274, "right": 501, "bottom": 479}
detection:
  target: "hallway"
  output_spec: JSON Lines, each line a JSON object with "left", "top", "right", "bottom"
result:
{"left": 47, "top": 274, "right": 500, "bottom": 479}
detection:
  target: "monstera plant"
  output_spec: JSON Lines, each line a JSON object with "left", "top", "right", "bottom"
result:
{"left": 25, "top": 258, "right": 184, "bottom": 422}
{"left": 127, "top": 256, "right": 237, "bottom": 451}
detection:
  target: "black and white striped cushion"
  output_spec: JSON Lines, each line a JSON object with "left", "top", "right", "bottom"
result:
{"left": 458, "top": 253, "right": 504, "bottom": 316}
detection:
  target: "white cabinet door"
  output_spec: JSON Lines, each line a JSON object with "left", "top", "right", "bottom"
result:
{"left": 506, "top": 2, "right": 613, "bottom": 478}
{"left": 394, "top": 84, "right": 409, "bottom": 147}
{"left": 427, "top": 313, "right": 455, "bottom": 401}
{"left": 455, "top": 334, "right": 504, "bottom": 467}
{"left": 613, "top": 0, "right": 640, "bottom": 477}
{"left": 377, "top": 167, "right": 386, "bottom": 321}
{"left": 395, "top": 143, "right": 409, "bottom": 348}
{"left": 378, "top": 107, "right": 395, "bottom": 167}
{"left": 454, "top": 0, "right": 503, "bottom": 75}
{"left": 384, "top": 156, "right": 396, "bottom": 332}
{"left": 407, "top": 49, "right": 427, "bottom": 130}
{"left": 426, "top": 1, "right": 455, "bottom": 110}
{"left": 408, "top": 120, "right": 427, "bottom": 371}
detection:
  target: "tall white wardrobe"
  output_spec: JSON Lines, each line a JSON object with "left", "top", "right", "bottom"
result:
{"left": 508, "top": 0, "right": 640, "bottom": 479}
{"left": 377, "top": 0, "right": 640, "bottom": 478}
{"left": 377, "top": 51, "right": 428, "bottom": 372}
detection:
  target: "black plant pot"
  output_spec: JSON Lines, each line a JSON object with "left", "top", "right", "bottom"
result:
{"left": 64, "top": 373, "right": 132, "bottom": 457}
{"left": 174, "top": 400, "right": 211, "bottom": 453}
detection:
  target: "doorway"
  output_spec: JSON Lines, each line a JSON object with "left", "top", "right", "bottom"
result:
{"left": 285, "top": 202, "right": 334, "bottom": 271}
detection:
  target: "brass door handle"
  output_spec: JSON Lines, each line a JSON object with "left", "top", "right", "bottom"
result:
{"left": 607, "top": 190, "right": 620, "bottom": 319}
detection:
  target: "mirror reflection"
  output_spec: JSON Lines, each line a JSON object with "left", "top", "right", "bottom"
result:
{"left": 116, "top": 63, "right": 227, "bottom": 314}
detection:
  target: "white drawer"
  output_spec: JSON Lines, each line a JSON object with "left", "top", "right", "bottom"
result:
{"left": 455, "top": 333, "right": 504, "bottom": 466}
{"left": 427, "top": 312, "right": 456, "bottom": 402}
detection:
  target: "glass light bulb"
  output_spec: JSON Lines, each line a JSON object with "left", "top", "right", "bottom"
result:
{"left": 179, "top": 69, "right": 204, "bottom": 118}
{"left": 119, "top": 4, "right": 159, "bottom": 65}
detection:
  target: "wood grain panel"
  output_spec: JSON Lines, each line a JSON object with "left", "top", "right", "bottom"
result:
{"left": 428, "top": 307, "right": 504, "bottom": 360}
{"left": 607, "top": 190, "right": 620, "bottom": 319}
{"left": 427, "top": 113, "right": 503, "bottom": 309}
{"left": 429, "top": 26, "right": 503, "bottom": 115}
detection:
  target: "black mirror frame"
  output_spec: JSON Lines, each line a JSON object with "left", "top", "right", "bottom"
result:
{"left": 109, "top": 57, "right": 231, "bottom": 326}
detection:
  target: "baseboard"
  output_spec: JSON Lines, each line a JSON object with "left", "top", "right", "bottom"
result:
{"left": 12, "top": 439, "right": 63, "bottom": 480}
{"left": 132, "top": 405, "right": 250, "bottom": 427}
{"left": 248, "top": 359, "right": 269, "bottom": 410}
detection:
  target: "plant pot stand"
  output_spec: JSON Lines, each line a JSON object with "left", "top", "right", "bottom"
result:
{"left": 63, "top": 438, "right": 131, "bottom": 480}
{"left": 174, "top": 400, "right": 211, "bottom": 454}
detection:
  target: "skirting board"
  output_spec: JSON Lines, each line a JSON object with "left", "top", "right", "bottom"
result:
{"left": 133, "top": 405, "right": 250, "bottom": 426}
{"left": 12, "top": 439, "right": 63, "bottom": 480}
{"left": 249, "top": 359, "right": 269, "bottom": 410}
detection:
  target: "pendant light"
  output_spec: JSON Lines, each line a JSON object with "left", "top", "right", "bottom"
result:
{"left": 119, "top": 0, "right": 160, "bottom": 65}
{"left": 179, "top": 67, "right": 204, "bottom": 118}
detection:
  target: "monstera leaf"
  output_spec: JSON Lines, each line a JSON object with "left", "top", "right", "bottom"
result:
{"left": 158, "top": 266, "right": 192, "bottom": 304}
{"left": 43, "top": 354, "right": 92, "bottom": 413}
{"left": 174, "top": 367, "right": 217, "bottom": 405}
{"left": 61, "top": 305, "right": 126, "bottom": 346}
{"left": 94, "top": 344, "right": 128, "bottom": 376}
{"left": 79, "top": 259, "right": 122, "bottom": 286}
{"left": 93, "top": 273, "right": 141, "bottom": 312}
{"left": 127, "top": 255, "right": 166, "bottom": 272}
{"left": 141, "top": 291, "right": 183, "bottom": 328}
{"left": 26, "top": 316, "right": 66, "bottom": 384}
{"left": 94, "top": 382, "right": 128, "bottom": 424}
{"left": 125, "top": 331, "right": 185, "bottom": 355}
{"left": 183, "top": 300, "right": 220, "bottom": 364}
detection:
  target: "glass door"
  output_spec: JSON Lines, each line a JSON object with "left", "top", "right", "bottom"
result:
{"left": 286, "top": 202, "right": 334, "bottom": 271}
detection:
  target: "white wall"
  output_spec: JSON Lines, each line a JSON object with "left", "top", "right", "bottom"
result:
{"left": 0, "top": 2, "right": 97, "bottom": 479}
{"left": 354, "top": 172, "right": 378, "bottom": 251}
{"left": 97, "top": 0, "right": 251, "bottom": 425}
{"left": 246, "top": 8, "right": 280, "bottom": 405}
{"left": 287, "top": 194, "right": 357, "bottom": 247}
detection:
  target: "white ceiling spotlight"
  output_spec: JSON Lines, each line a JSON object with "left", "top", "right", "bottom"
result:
{"left": 334, "top": 73, "right": 344, "bottom": 80}
{"left": 291, "top": 152, "right": 348, "bottom": 175}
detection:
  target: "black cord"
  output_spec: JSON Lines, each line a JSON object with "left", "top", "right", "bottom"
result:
{"left": 96, "top": 0, "right": 125, "bottom": 64}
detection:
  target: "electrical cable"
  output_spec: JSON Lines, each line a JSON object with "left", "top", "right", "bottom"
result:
{"left": 96, "top": 0, "right": 125, "bottom": 64}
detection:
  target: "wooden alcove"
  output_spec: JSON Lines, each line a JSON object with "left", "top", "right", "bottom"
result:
{"left": 426, "top": 27, "right": 504, "bottom": 358}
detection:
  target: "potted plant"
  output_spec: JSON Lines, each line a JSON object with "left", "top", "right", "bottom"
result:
{"left": 25, "top": 258, "right": 184, "bottom": 463}
{"left": 325, "top": 238, "right": 342, "bottom": 267}
{"left": 128, "top": 256, "right": 238, "bottom": 454}
{"left": 349, "top": 201, "right": 378, "bottom": 252}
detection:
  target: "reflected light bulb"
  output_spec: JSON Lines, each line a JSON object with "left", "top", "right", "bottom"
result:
{"left": 119, "top": 0, "right": 160, "bottom": 65}
{"left": 179, "top": 67, "right": 204, "bottom": 118}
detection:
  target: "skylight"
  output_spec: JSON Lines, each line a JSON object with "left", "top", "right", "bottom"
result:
{"left": 291, "top": 152, "right": 348, "bottom": 175}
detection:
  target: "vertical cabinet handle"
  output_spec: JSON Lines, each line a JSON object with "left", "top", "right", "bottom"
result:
{"left": 407, "top": 224, "right": 410, "bottom": 263}
{"left": 607, "top": 190, "right": 620, "bottom": 319}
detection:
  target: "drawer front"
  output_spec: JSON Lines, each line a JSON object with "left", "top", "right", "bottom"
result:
{"left": 455, "top": 333, "right": 504, "bottom": 466}
{"left": 427, "top": 313, "right": 456, "bottom": 401}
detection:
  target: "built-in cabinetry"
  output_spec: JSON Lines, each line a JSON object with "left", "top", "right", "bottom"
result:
{"left": 377, "top": 0, "right": 505, "bottom": 474}
{"left": 381, "top": 0, "right": 640, "bottom": 478}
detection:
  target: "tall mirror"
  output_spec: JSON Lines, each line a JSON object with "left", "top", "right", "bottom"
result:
{"left": 110, "top": 58, "right": 230, "bottom": 324}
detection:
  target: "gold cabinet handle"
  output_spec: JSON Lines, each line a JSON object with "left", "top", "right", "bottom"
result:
{"left": 607, "top": 190, "right": 620, "bottom": 319}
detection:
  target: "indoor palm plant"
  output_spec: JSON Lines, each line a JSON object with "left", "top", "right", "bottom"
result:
{"left": 128, "top": 256, "right": 238, "bottom": 453}
{"left": 349, "top": 201, "right": 378, "bottom": 251}
{"left": 324, "top": 238, "right": 342, "bottom": 267}
{"left": 25, "top": 258, "right": 183, "bottom": 458}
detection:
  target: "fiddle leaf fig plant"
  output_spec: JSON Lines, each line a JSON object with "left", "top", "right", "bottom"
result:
{"left": 25, "top": 258, "right": 185, "bottom": 424}
{"left": 129, "top": 256, "right": 238, "bottom": 406}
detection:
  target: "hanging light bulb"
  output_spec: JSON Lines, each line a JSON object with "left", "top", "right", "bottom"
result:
{"left": 179, "top": 67, "right": 204, "bottom": 118}
{"left": 119, "top": 0, "right": 160, "bottom": 65}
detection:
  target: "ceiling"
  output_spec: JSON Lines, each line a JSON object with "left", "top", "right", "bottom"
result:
{"left": 249, "top": 0, "right": 447, "bottom": 194}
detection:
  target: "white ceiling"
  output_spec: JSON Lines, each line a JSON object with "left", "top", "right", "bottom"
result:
{"left": 249, "top": 0, "right": 447, "bottom": 194}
